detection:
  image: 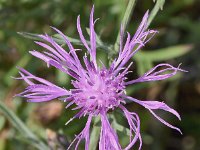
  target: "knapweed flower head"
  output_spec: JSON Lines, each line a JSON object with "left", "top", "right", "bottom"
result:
{"left": 16, "top": 6, "right": 184, "bottom": 150}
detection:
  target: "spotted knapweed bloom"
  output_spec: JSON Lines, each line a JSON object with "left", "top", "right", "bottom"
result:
{"left": 16, "top": 6, "right": 184, "bottom": 150}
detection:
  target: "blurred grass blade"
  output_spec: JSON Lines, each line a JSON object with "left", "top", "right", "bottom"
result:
{"left": 110, "top": 114, "right": 130, "bottom": 136}
{"left": 0, "top": 101, "right": 49, "bottom": 150}
{"left": 135, "top": 44, "right": 192, "bottom": 62}
{"left": 3, "top": 54, "right": 31, "bottom": 86}
{"left": 56, "top": 70, "right": 70, "bottom": 86}
{"left": 113, "top": 121, "right": 130, "bottom": 136}
{"left": 147, "top": 0, "right": 165, "bottom": 27}
{"left": 53, "top": 34, "right": 82, "bottom": 45}
{"left": 18, "top": 32, "right": 110, "bottom": 52}
{"left": 0, "top": 116, "right": 6, "bottom": 131}
{"left": 0, "top": 137, "right": 6, "bottom": 150}
{"left": 17, "top": 32, "right": 42, "bottom": 41}
{"left": 114, "top": 0, "right": 137, "bottom": 53}
{"left": 152, "top": 0, "right": 165, "bottom": 10}
{"left": 137, "top": 59, "right": 153, "bottom": 76}
{"left": 86, "top": 28, "right": 104, "bottom": 46}
{"left": 134, "top": 44, "right": 192, "bottom": 75}
{"left": 18, "top": 32, "right": 78, "bottom": 45}
{"left": 89, "top": 116, "right": 100, "bottom": 150}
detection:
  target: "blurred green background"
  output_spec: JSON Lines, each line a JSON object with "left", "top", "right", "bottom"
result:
{"left": 0, "top": 0, "right": 200, "bottom": 149}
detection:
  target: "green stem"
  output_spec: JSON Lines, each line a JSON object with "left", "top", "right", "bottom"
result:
{"left": 114, "top": 0, "right": 137, "bottom": 54}
{"left": 89, "top": 116, "right": 101, "bottom": 150}
{"left": 0, "top": 101, "right": 49, "bottom": 150}
{"left": 147, "top": 0, "right": 165, "bottom": 28}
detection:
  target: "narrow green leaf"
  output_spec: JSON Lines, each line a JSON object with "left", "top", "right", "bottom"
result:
{"left": 110, "top": 114, "right": 130, "bottom": 136}
{"left": 18, "top": 32, "right": 77, "bottom": 45}
{"left": 3, "top": 54, "right": 31, "bottom": 86}
{"left": 89, "top": 116, "right": 101, "bottom": 150}
{"left": 0, "top": 101, "right": 49, "bottom": 150}
{"left": 114, "top": 0, "right": 137, "bottom": 53}
{"left": 17, "top": 32, "right": 41, "bottom": 41}
{"left": 114, "top": 123, "right": 130, "bottom": 136}
{"left": 0, "top": 138, "right": 6, "bottom": 150}
{"left": 0, "top": 116, "right": 6, "bottom": 131}
{"left": 53, "top": 34, "right": 83, "bottom": 45}
{"left": 18, "top": 32, "right": 111, "bottom": 52}
{"left": 147, "top": 0, "right": 165, "bottom": 27}
{"left": 134, "top": 44, "right": 192, "bottom": 62}
{"left": 134, "top": 44, "right": 192, "bottom": 76}
{"left": 136, "top": 59, "right": 153, "bottom": 76}
{"left": 153, "top": 0, "right": 165, "bottom": 10}
{"left": 86, "top": 28, "right": 104, "bottom": 46}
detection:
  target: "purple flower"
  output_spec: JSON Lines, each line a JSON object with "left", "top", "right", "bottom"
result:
{"left": 16, "top": 6, "right": 184, "bottom": 150}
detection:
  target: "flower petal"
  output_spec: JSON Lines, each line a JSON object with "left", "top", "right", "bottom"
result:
{"left": 119, "top": 105, "right": 142, "bottom": 150}
{"left": 148, "top": 108, "right": 182, "bottom": 134}
{"left": 89, "top": 5, "right": 97, "bottom": 68}
{"left": 113, "top": 11, "right": 158, "bottom": 71}
{"left": 125, "top": 96, "right": 182, "bottom": 133}
{"left": 67, "top": 115, "right": 92, "bottom": 150}
{"left": 77, "top": 6, "right": 98, "bottom": 69}
{"left": 15, "top": 67, "right": 69, "bottom": 102}
{"left": 77, "top": 15, "right": 91, "bottom": 53}
{"left": 31, "top": 36, "right": 82, "bottom": 79}
{"left": 99, "top": 111, "right": 122, "bottom": 150}
{"left": 125, "top": 63, "right": 186, "bottom": 85}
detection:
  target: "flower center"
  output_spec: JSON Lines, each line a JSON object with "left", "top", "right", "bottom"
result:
{"left": 71, "top": 68, "right": 125, "bottom": 115}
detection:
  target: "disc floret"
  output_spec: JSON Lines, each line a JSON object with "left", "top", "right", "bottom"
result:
{"left": 70, "top": 68, "right": 126, "bottom": 115}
